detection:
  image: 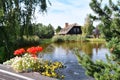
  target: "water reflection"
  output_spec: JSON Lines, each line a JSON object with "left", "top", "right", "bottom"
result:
{"left": 38, "top": 42, "right": 109, "bottom": 80}
{"left": 39, "top": 42, "right": 107, "bottom": 60}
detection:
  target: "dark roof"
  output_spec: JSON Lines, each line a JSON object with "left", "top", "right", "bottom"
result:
{"left": 59, "top": 23, "right": 80, "bottom": 35}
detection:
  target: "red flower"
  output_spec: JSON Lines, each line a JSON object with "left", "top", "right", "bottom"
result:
{"left": 36, "top": 46, "right": 43, "bottom": 52}
{"left": 14, "top": 46, "right": 43, "bottom": 57}
{"left": 27, "top": 46, "right": 43, "bottom": 54}
{"left": 14, "top": 48, "right": 25, "bottom": 56}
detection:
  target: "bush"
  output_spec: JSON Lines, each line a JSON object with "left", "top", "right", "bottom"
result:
{"left": 52, "top": 35, "right": 85, "bottom": 42}
{"left": 52, "top": 35, "right": 64, "bottom": 42}
{"left": 15, "top": 35, "right": 40, "bottom": 47}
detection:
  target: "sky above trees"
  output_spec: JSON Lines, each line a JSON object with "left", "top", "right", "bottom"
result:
{"left": 33, "top": 0, "right": 116, "bottom": 28}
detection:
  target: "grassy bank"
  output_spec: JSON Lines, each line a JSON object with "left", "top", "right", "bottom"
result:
{"left": 52, "top": 35, "right": 106, "bottom": 43}
{"left": 52, "top": 35, "right": 86, "bottom": 42}
{"left": 39, "top": 39, "right": 52, "bottom": 44}
{"left": 86, "top": 38, "right": 106, "bottom": 42}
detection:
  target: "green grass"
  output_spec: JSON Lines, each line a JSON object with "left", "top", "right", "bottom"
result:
{"left": 86, "top": 38, "right": 106, "bottom": 42}
{"left": 52, "top": 35, "right": 86, "bottom": 42}
{"left": 40, "top": 39, "right": 52, "bottom": 44}
{"left": 52, "top": 35, "right": 106, "bottom": 43}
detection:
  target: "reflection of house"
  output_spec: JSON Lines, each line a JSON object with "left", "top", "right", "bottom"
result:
{"left": 59, "top": 23, "right": 82, "bottom": 35}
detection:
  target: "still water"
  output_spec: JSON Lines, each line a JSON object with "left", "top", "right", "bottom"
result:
{"left": 38, "top": 42, "right": 110, "bottom": 80}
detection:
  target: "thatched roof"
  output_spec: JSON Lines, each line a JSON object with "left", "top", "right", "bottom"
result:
{"left": 59, "top": 23, "right": 80, "bottom": 35}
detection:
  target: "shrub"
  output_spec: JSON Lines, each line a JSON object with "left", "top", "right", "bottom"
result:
{"left": 52, "top": 35, "right": 86, "bottom": 42}
{"left": 15, "top": 35, "right": 40, "bottom": 47}
{"left": 52, "top": 35, "right": 64, "bottom": 42}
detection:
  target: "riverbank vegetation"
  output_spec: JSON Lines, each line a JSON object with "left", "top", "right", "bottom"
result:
{"left": 52, "top": 35, "right": 105, "bottom": 43}
{"left": 52, "top": 35, "right": 86, "bottom": 42}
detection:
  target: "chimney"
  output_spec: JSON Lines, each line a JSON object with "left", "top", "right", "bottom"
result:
{"left": 65, "top": 23, "right": 69, "bottom": 28}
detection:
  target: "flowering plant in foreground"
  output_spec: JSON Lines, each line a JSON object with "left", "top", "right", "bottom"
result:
{"left": 3, "top": 46, "right": 64, "bottom": 79}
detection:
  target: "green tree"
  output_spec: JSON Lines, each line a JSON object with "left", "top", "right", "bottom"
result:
{"left": 96, "top": 23, "right": 105, "bottom": 38}
{"left": 89, "top": 0, "right": 120, "bottom": 40}
{"left": 47, "top": 24, "right": 54, "bottom": 38}
{"left": 82, "top": 15, "right": 94, "bottom": 37}
{"left": 56, "top": 26, "right": 62, "bottom": 33}
{"left": 34, "top": 23, "right": 54, "bottom": 38}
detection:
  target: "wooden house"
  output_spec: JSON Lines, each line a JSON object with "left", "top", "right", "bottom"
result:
{"left": 59, "top": 23, "right": 82, "bottom": 35}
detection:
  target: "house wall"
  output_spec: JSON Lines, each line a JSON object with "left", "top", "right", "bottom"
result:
{"left": 68, "top": 26, "right": 82, "bottom": 34}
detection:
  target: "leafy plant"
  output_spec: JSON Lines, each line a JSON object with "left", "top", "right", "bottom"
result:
{"left": 107, "top": 37, "right": 120, "bottom": 53}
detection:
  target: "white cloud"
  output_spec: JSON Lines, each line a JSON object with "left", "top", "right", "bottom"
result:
{"left": 33, "top": 0, "right": 97, "bottom": 28}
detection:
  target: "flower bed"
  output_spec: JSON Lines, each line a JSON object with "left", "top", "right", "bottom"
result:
{"left": 3, "top": 46, "right": 64, "bottom": 79}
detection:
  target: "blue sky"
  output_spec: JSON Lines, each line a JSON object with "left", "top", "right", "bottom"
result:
{"left": 33, "top": 0, "right": 113, "bottom": 28}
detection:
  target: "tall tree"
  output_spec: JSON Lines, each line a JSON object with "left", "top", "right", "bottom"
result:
{"left": 34, "top": 23, "right": 54, "bottom": 38}
{"left": 56, "top": 26, "right": 62, "bottom": 33}
{"left": 89, "top": 0, "right": 120, "bottom": 40}
{"left": 82, "top": 15, "right": 94, "bottom": 37}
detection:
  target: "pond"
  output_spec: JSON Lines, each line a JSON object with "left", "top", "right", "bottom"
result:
{"left": 38, "top": 41, "right": 110, "bottom": 80}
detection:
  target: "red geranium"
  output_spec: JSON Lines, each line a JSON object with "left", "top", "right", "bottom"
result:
{"left": 14, "top": 46, "right": 43, "bottom": 58}
{"left": 27, "top": 46, "right": 43, "bottom": 54}
{"left": 36, "top": 46, "right": 43, "bottom": 52}
{"left": 14, "top": 48, "right": 25, "bottom": 56}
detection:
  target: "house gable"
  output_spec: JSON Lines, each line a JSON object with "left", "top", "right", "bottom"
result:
{"left": 68, "top": 26, "right": 82, "bottom": 34}
{"left": 59, "top": 23, "right": 82, "bottom": 35}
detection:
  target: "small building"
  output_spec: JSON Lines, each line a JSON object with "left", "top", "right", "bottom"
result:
{"left": 92, "top": 27, "right": 100, "bottom": 38}
{"left": 59, "top": 23, "right": 82, "bottom": 35}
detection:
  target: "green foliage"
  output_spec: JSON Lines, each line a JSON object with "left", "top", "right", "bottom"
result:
{"left": 110, "top": 18, "right": 120, "bottom": 38}
{"left": 56, "top": 26, "right": 62, "bottom": 33}
{"left": 39, "top": 39, "right": 52, "bottom": 44}
{"left": 0, "top": 47, "right": 9, "bottom": 63}
{"left": 89, "top": 0, "right": 120, "bottom": 40}
{"left": 82, "top": 15, "right": 94, "bottom": 36}
{"left": 52, "top": 35, "right": 64, "bottom": 43}
{"left": 107, "top": 37, "right": 120, "bottom": 56}
{"left": 107, "top": 37, "right": 120, "bottom": 63}
{"left": 34, "top": 23, "right": 54, "bottom": 39}
{"left": 15, "top": 35, "right": 40, "bottom": 47}
{"left": 96, "top": 23, "right": 105, "bottom": 38}
{"left": 74, "top": 49, "right": 120, "bottom": 80}
{"left": 52, "top": 35, "right": 86, "bottom": 42}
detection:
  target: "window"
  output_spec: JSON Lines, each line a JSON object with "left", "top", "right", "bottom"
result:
{"left": 74, "top": 28, "right": 76, "bottom": 33}
{"left": 77, "top": 28, "right": 79, "bottom": 32}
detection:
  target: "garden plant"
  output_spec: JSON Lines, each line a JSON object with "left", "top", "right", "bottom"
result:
{"left": 3, "top": 46, "right": 65, "bottom": 79}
